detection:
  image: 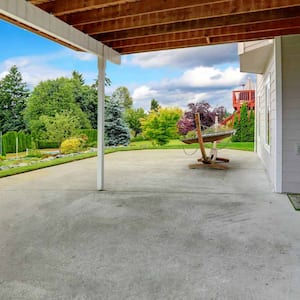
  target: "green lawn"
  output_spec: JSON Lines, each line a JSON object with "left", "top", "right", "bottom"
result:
{"left": 0, "top": 139, "right": 254, "bottom": 178}
{"left": 129, "top": 138, "right": 254, "bottom": 152}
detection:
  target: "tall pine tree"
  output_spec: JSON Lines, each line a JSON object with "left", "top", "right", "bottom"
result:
{"left": 232, "top": 112, "right": 241, "bottom": 142}
{"left": 248, "top": 109, "right": 255, "bottom": 142}
{"left": 0, "top": 65, "right": 29, "bottom": 133}
{"left": 240, "top": 103, "right": 249, "bottom": 142}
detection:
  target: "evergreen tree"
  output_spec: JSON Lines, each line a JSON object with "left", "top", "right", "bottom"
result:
{"left": 72, "top": 70, "right": 85, "bottom": 85}
{"left": 0, "top": 65, "right": 29, "bottom": 133}
{"left": 240, "top": 103, "right": 249, "bottom": 142}
{"left": 72, "top": 71, "right": 98, "bottom": 129}
{"left": 248, "top": 109, "right": 255, "bottom": 142}
{"left": 150, "top": 99, "right": 160, "bottom": 112}
{"left": 104, "top": 97, "right": 130, "bottom": 146}
{"left": 232, "top": 112, "right": 241, "bottom": 142}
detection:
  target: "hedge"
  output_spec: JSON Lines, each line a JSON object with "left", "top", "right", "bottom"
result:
{"left": 1, "top": 131, "right": 32, "bottom": 154}
{"left": 37, "top": 140, "right": 60, "bottom": 149}
{"left": 76, "top": 129, "right": 97, "bottom": 143}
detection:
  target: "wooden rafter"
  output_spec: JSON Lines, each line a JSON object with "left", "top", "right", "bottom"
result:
{"left": 36, "top": 0, "right": 138, "bottom": 16}
{"left": 93, "top": 7, "right": 300, "bottom": 42}
{"left": 59, "top": 0, "right": 222, "bottom": 26}
{"left": 117, "top": 27, "right": 300, "bottom": 54}
{"left": 22, "top": 0, "right": 300, "bottom": 54}
{"left": 105, "top": 17, "right": 300, "bottom": 49}
{"left": 75, "top": 0, "right": 300, "bottom": 34}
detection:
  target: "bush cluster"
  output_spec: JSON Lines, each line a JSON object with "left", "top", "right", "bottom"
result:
{"left": 60, "top": 137, "right": 86, "bottom": 154}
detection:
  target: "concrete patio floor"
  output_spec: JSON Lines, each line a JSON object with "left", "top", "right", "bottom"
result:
{"left": 0, "top": 149, "right": 300, "bottom": 299}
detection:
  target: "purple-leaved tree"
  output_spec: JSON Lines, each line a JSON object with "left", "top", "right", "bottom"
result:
{"left": 177, "top": 101, "right": 228, "bottom": 135}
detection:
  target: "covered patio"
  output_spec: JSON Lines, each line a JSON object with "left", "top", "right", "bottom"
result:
{"left": 1, "top": 1, "right": 300, "bottom": 298}
{"left": 1, "top": 150, "right": 300, "bottom": 299}
{"left": 1, "top": 0, "right": 300, "bottom": 190}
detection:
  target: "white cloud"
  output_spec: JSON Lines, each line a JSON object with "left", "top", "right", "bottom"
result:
{"left": 132, "top": 85, "right": 158, "bottom": 104}
{"left": 73, "top": 51, "right": 96, "bottom": 61}
{"left": 125, "top": 44, "right": 238, "bottom": 69}
{"left": 0, "top": 50, "right": 98, "bottom": 87}
{"left": 130, "top": 65, "right": 247, "bottom": 112}
{"left": 0, "top": 55, "right": 69, "bottom": 87}
{"left": 174, "top": 66, "right": 245, "bottom": 89}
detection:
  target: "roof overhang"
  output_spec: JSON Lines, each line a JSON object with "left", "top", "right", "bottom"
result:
{"left": 27, "top": 0, "right": 300, "bottom": 55}
{"left": 2, "top": 1, "right": 300, "bottom": 56}
{"left": 0, "top": 0, "right": 120, "bottom": 64}
{"left": 238, "top": 40, "right": 274, "bottom": 74}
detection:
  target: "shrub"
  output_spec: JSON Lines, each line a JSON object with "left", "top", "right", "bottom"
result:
{"left": 26, "top": 149, "right": 43, "bottom": 158}
{"left": 130, "top": 135, "right": 148, "bottom": 142}
{"left": 60, "top": 137, "right": 85, "bottom": 154}
{"left": 185, "top": 130, "right": 197, "bottom": 139}
{"left": 37, "top": 140, "right": 60, "bottom": 149}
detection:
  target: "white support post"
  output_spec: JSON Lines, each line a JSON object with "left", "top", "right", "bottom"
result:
{"left": 97, "top": 53, "right": 106, "bottom": 190}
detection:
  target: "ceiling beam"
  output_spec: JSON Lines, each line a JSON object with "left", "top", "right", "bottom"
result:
{"left": 61, "top": 0, "right": 221, "bottom": 26}
{"left": 93, "top": 6, "right": 300, "bottom": 42}
{"left": 106, "top": 17, "right": 300, "bottom": 49}
{"left": 36, "top": 0, "right": 137, "bottom": 16}
{"left": 118, "top": 27, "right": 300, "bottom": 54}
{"left": 0, "top": 0, "right": 120, "bottom": 64}
{"left": 77, "top": 0, "right": 300, "bottom": 34}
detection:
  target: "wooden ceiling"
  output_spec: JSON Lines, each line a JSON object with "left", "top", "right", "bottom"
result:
{"left": 28, "top": 0, "right": 300, "bottom": 55}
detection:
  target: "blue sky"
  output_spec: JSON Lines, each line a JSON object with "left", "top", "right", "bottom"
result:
{"left": 0, "top": 19, "right": 251, "bottom": 112}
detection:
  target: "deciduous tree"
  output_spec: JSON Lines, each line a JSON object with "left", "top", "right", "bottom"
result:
{"left": 24, "top": 77, "right": 91, "bottom": 140}
{"left": 111, "top": 86, "right": 133, "bottom": 110}
{"left": 124, "top": 107, "right": 146, "bottom": 137}
{"left": 141, "top": 107, "right": 182, "bottom": 145}
{"left": 177, "top": 101, "right": 217, "bottom": 135}
{"left": 39, "top": 111, "right": 81, "bottom": 144}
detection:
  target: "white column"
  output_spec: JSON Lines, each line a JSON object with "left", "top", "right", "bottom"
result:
{"left": 97, "top": 54, "right": 106, "bottom": 190}
{"left": 274, "top": 37, "right": 283, "bottom": 193}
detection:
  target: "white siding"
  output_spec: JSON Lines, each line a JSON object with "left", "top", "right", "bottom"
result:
{"left": 241, "top": 35, "right": 300, "bottom": 193}
{"left": 255, "top": 48, "right": 277, "bottom": 190}
{"left": 281, "top": 35, "right": 300, "bottom": 193}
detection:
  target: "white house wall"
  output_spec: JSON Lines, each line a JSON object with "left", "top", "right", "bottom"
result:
{"left": 281, "top": 35, "right": 300, "bottom": 193}
{"left": 255, "top": 48, "right": 277, "bottom": 190}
